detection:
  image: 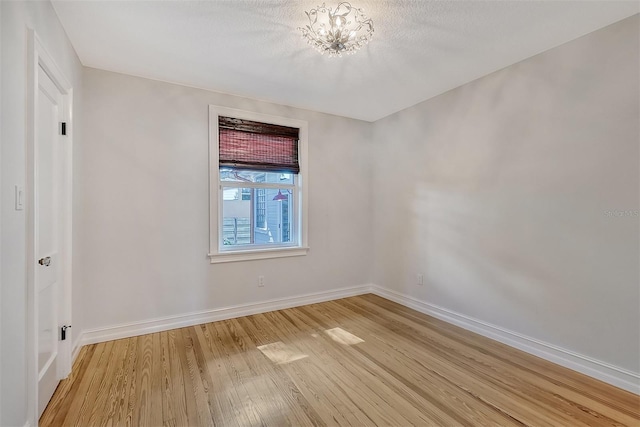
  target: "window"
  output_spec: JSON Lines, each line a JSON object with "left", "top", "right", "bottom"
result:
{"left": 209, "top": 106, "right": 308, "bottom": 263}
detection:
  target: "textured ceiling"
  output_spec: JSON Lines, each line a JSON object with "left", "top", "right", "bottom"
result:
{"left": 51, "top": 1, "right": 638, "bottom": 121}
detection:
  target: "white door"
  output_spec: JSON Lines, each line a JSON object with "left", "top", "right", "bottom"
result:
{"left": 36, "top": 65, "right": 66, "bottom": 417}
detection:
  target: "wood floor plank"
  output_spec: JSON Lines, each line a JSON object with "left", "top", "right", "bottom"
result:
{"left": 41, "top": 294, "right": 640, "bottom": 427}
{"left": 120, "top": 337, "right": 139, "bottom": 426}
{"left": 132, "top": 334, "right": 154, "bottom": 426}
{"left": 149, "top": 333, "right": 164, "bottom": 427}
{"left": 159, "top": 331, "right": 179, "bottom": 427}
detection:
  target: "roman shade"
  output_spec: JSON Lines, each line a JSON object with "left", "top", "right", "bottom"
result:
{"left": 218, "top": 116, "right": 300, "bottom": 173}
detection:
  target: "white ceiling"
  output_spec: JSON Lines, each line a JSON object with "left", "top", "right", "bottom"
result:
{"left": 51, "top": 1, "right": 638, "bottom": 122}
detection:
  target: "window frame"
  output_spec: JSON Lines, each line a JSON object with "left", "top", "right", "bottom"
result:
{"left": 254, "top": 174, "right": 267, "bottom": 231}
{"left": 208, "top": 105, "right": 309, "bottom": 263}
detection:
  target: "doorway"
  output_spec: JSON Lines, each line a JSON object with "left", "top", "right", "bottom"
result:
{"left": 26, "top": 30, "right": 74, "bottom": 423}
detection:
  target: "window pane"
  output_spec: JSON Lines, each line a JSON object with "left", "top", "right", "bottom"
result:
{"left": 221, "top": 186, "right": 294, "bottom": 247}
{"left": 222, "top": 187, "right": 240, "bottom": 201}
{"left": 255, "top": 188, "right": 293, "bottom": 245}
{"left": 220, "top": 168, "right": 294, "bottom": 184}
{"left": 222, "top": 187, "right": 252, "bottom": 246}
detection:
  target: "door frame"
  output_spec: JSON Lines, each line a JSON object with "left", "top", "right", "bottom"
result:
{"left": 26, "top": 28, "right": 73, "bottom": 425}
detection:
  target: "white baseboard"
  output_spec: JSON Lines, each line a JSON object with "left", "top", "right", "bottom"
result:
{"left": 79, "top": 284, "right": 372, "bottom": 346}
{"left": 371, "top": 285, "right": 639, "bottom": 395}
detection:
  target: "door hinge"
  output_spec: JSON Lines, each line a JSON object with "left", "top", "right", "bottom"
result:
{"left": 60, "top": 122, "right": 67, "bottom": 136}
{"left": 61, "top": 325, "right": 71, "bottom": 341}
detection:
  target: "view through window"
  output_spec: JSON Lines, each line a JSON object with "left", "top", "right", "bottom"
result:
{"left": 220, "top": 169, "right": 295, "bottom": 247}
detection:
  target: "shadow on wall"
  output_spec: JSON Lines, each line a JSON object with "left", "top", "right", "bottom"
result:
{"left": 375, "top": 35, "right": 639, "bottom": 351}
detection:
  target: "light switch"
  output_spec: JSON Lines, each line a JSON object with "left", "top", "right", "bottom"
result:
{"left": 15, "top": 185, "right": 24, "bottom": 210}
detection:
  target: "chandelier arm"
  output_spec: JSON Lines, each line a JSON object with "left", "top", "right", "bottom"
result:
{"left": 334, "top": 2, "right": 353, "bottom": 17}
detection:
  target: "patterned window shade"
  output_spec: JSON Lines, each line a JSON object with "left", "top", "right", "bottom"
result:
{"left": 218, "top": 116, "right": 300, "bottom": 173}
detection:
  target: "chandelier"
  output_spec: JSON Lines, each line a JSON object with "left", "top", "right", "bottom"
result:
{"left": 299, "top": 2, "right": 374, "bottom": 57}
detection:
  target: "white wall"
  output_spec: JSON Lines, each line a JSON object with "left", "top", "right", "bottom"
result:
{"left": 78, "top": 68, "right": 373, "bottom": 331}
{"left": 372, "top": 14, "right": 639, "bottom": 378}
{"left": 0, "top": 1, "right": 83, "bottom": 425}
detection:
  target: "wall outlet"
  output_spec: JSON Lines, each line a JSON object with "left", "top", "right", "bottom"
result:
{"left": 258, "top": 275, "right": 265, "bottom": 287}
{"left": 417, "top": 274, "right": 424, "bottom": 286}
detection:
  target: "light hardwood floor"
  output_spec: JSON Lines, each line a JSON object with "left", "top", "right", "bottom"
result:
{"left": 41, "top": 294, "right": 639, "bottom": 426}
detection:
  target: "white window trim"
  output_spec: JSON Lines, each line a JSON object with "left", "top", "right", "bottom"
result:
{"left": 208, "top": 105, "right": 309, "bottom": 263}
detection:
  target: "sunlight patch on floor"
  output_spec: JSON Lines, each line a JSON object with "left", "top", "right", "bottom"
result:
{"left": 257, "top": 341, "right": 308, "bottom": 365}
{"left": 324, "top": 327, "right": 364, "bottom": 345}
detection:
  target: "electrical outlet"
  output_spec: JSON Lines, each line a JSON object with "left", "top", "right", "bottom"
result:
{"left": 417, "top": 274, "right": 424, "bottom": 286}
{"left": 258, "top": 275, "right": 265, "bottom": 287}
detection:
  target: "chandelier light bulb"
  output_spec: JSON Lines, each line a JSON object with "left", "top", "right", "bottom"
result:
{"left": 298, "top": 2, "right": 374, "bottom": 58}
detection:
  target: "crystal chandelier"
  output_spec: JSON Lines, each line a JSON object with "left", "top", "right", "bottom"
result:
{"left": 299, "top": 2, "right": 374, "bottom": 57}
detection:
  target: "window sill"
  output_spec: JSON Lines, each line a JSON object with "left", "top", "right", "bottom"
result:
{"left": 208, "top": 246, "right": 309, "bottom": 264}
